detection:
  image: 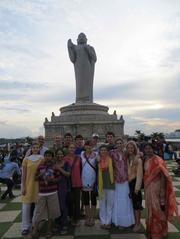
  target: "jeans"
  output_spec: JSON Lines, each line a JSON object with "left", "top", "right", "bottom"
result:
{"left": 0, "top": 177, "right": 14, "bottom": 198}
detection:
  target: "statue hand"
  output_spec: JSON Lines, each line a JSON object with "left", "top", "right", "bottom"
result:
{"left": 84, "top": 44, "right": 90, "bottom": 50}
{"left": 68, "top": 39, "right": 73, "bottom": 47}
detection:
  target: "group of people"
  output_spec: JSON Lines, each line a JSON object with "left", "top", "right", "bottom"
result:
{"left": 0, "top": 132, "right": 178, "bottom": 239}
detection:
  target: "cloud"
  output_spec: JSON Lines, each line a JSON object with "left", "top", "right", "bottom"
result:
{"left": 0, "top": 0, "right": 180, "bottom": 137}
{"left": 94, "top": 77, "right": 179, "bottom": 103}
{"left": 0, "top": 120, "right": 7, "bottom": 125}
{"left": 0, "top": 106, "right": 31, "bottom": 113}
{"left": 124, "top": 115, "right": 180, "bottom": 135}
{"left": 28, "top": 88, "right": 75, "bottom": 104}
{"left": 167, "top": 47, "right": 180, "bottom": 63}
{"left": 0, "top": 80, "right": 45, "bottom": 90}
{"left": 0, "top": 123, "right": 33, "bottom": 138}
{"left": 137, "top": 108, "right": 180, "bottom": 121}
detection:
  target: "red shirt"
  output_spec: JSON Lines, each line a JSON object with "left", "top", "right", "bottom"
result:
{"left": 64, "top": 155, "right": 81, "bottom": 188}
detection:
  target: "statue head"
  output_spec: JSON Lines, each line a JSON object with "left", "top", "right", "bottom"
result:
{"left": 77, "top": 32, "right": 87, "bottom": 44}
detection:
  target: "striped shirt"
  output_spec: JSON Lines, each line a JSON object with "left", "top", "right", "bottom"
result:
{"left": 36, "top": 163, "right": 60, "bottom": 195}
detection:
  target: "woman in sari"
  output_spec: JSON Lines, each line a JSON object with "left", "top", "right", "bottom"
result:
{"left": 143, "top": 143, "right": 178, "bottom": 239}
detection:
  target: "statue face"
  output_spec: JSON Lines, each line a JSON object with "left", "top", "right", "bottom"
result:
{"left": 77, "top": 33, "right": 87, "bottom": 44}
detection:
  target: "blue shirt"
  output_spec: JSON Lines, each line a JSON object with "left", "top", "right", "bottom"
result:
{"left": 0, "top": 162, "right": 21, "bottom": 179}
{"left": 75, "top": 147, "right": 84, "bottom": 156}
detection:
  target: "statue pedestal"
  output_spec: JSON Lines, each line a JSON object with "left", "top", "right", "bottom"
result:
{"left": 60, "top": 103, "right": 108, "bottom": 115}
{"left": 44, "top": 34, "right": 125, "bottom": 146}
{"left": 44, "top": 102, "right": 124, "bottom": 147}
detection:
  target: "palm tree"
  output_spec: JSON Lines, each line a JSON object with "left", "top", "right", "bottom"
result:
{"left": 134, "top": 130, "right": 145, "bottom": 141}
{"left": 151, "top": 132, "right": 165, "bottom": 140}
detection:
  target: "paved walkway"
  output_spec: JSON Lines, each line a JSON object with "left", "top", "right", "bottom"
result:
{"left": 0, "top": 160, "right": 180, "bottom": 239}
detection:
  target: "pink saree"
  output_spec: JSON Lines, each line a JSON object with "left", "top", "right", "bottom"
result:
{"left": 144, "top": 155, "right": 178, "bottom": 239}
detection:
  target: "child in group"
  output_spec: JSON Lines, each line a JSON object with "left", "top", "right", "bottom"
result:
{"left": 29, "top": 150, "right": 61, "bottom": 239}
{"left": 21, "top": 142, "right": 43, "bottom": 236}
{"left": 98, "top": 144, "right": 115, "bottom": 229}
{"left": 56, "top": 148, "right": 71, "bottom": 234}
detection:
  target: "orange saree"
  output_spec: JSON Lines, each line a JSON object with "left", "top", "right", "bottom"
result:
{"left": 144, "top": 155, "right": 178, "bottom": 239}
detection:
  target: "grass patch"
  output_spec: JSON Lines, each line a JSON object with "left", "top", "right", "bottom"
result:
{"left": 141, "top": 208, "right": 146, "bottom": 219}
{"left": 75, "top": 236, "right": 110, "bottom": 239}
{"left": 2, "top": 203, "right": 21, "bottom": 211}
{"left": 3, "top": 237, "right": 22, "bottom": 239}
{"left": 172, "top": 217, "right": 180, "bottom": 231}
{"left": 175, "top": 191, "right": 180, "bottom": 197}
{"left": 0, "top": 222, "right": 12, "bottom": 238}
{"left": 110, "top": 225, "right": 132, "bottom": 234}
{"left": 172, "top": 177, "right": 178, "bottom": 182}
{"left": 14, "top": 212, "right": 22, "bottom": 223}
{"left": 166, "top": 232, "right": 180, "bottom": 239}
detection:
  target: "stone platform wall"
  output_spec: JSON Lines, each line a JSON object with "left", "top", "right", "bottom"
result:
{"left": 44, "top": 103, "right": 124, "bottom": 147}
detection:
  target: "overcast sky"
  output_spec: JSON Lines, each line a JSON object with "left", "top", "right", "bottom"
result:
{"left": 0, "top": 0, "right": 180, "bottom": 138}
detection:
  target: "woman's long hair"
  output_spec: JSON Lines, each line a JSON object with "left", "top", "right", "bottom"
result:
{"left": 125, "top": 140, "right": 139, "bottom": 158}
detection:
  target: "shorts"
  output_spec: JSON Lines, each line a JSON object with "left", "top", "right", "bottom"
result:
{"left": 33, "top": 192, "right": 60, "bottom": 224}
{"left": 82, "top": 190, "right": 97, "bottom": 206}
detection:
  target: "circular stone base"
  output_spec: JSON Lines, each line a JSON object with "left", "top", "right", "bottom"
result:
{"left": 60, "top": 102, "right": 109, "bottom": 116}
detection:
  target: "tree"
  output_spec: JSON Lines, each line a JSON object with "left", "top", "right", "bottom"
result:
{"left": 151, "top": 132, "right": 165, "bottom": 140}
{"left": 25, "top": 136, "right": 33, "bottom": 145}
{"left": 134, "top": 130, "right": 145, "bottom": 141}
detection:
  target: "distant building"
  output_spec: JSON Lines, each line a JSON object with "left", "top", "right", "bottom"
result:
{"left": 166, "top": 129, "right": 180, "bottom": 139}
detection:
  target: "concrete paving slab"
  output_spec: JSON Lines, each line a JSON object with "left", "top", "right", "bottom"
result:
{"left": 173, "top": 187, "right": 179, "bottom": 191}
{"left": 178, "top": 205, "right": 180, "bottom": 212}
{"left": 75, "top": 219, "right": 109, "bottom": 236}
{"left": 167, "top": 222, "right": 179, "bottom": 232}
{"left": 4, "top": 223, "right": 74, "bottom": 239}
{"left": 0, "top": 203, "right": 6, "bottom": 210}
{"left": 111, "top": 233, "right": 147, "bottom": 239}
{"left": 13, "top": 189, "right": 21, "bottom": 197}
{"left": 51, "top": 237, "right": 74, "bottom": 239}
{"left": 0, "top": 210, "right": 20, "bottom": 223}
{"left": 3, "top": 222, "right": 21, "bottom": 238}
{"left": 11, "top": 196, "right": 21, "bottom": 203}
{"left": 174, "top": 177, "right": 180, "bottom": 181}
{"left": 142, "top": 200, "right": 145, "bottom": 208}
{"left": 176, "top": 198, "right": 180, "bottom": 204}
{"left": 173, "top": 181, "right": 180, "bottom": 186}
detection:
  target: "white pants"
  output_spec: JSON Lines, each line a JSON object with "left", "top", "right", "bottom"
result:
{"left": 112, "top": 182, "right": 135, "bottom": 227}
{"left": 21, "top": 203, "right": 32, "bottom": 231}
{"left": 99, "top": 189, "right": 114, "bottom": 225}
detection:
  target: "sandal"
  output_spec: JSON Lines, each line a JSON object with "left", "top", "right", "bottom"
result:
{"left": 100, "top": 224, "right": 106, "bottom": 229}
{"left": 133, "top": 224, "right": 141, "bottom": 232}
{"left": 89, "top": 218, "right": 95, "bottom": 226}
{"left": 84, "top": 218, "right": 91, "bottom": 226}
{"left": 105, "top": 224, "right": 111, "bottom": 229}
{"left": 46, "top": 231, "right": 53, "bottom": 239}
